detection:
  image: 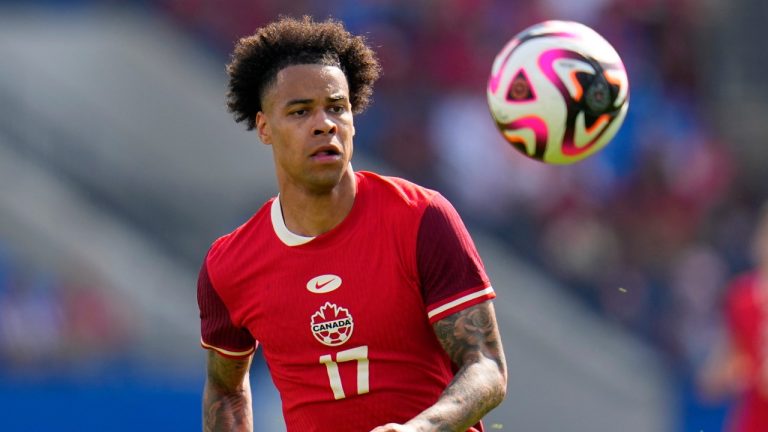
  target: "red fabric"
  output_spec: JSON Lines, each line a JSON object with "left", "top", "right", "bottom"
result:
{"left": 198, "top": 171, "right": 492, "bottom": 432}
{"left": 417, "top": 193, "right": 492, "bottom": 323}
{"left": 197, "top": 262, "right": 256, "bottom": 357}
{"left": 724, "top": 272, "right": 768, "bottom": 432}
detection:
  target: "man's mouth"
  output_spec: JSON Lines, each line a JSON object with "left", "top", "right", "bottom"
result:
{"left": 310, "top": 146, "right": 342, "bottom": 160}
{"left": 313, "top": 150, "right": 339, "bottom": 156}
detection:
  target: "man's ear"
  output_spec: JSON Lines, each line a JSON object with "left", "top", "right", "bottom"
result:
{"left": 256, "top": 111, "right": 271, "bottom": 145}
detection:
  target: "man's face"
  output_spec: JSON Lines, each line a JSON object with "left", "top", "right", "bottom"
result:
{"left": 256, "top": 64, "right": 355, "bottom": 195}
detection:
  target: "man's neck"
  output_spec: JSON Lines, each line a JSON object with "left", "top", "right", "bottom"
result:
{"left": 278, "top": 169, "right": 357, "bottom": 237}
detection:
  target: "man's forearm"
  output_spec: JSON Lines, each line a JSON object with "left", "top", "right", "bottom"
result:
{"left": 203, "top": 375, "right": 253, "bottom": 432}
{"left": 405, "top": 301, "right": 507, "bottom": 432}
{"left": 405, "top": 357, "right": 506, "bottom": 432}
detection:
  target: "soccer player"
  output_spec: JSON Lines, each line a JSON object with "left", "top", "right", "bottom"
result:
{"left": 197, "top": 16, "right": 507, "bottom": 432}
{"left": 699, "top": 205, "right": 768, "bottom": 432}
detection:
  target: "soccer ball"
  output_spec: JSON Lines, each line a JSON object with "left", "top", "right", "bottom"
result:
{"left": 487, "top": 20, "right": 629, "bottom": 164}
{"left": 319, "top": 327, "right": 351, "bottom": 346}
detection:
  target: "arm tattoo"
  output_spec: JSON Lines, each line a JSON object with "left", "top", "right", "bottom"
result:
{"left": 416, "top": 301, "right": 506, "bottom": 431}
{"left": 433, "top": 301, "right": 505, "bottom": 371}
{"left": 203, "top": 351, "right": 254, "bottom": 432}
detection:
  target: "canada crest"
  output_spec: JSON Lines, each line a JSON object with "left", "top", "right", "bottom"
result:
{"left": 311, "top": 302, "right": 354, "bottom": 347}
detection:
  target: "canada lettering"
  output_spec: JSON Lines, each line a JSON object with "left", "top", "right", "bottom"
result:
{"left": 312, "top": 319, "right": 352, "bottom": 332}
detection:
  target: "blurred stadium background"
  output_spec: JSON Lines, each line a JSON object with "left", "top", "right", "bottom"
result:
{"left": 0, "top": 0, "right": 766, "bottom": 430}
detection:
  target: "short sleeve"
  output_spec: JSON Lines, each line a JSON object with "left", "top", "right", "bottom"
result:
{"left": 197, "top": 259, "right": 256, "bottom": 358}
{"left": 417, "top": 193, "right": 495, "bottom": 323}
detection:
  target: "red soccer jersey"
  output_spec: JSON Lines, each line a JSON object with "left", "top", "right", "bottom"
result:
{"left": 198, "top": 171, "right": 495, "bottom": 432}
{"left": 724, "top": 272, "right": 768, "bottom": 432}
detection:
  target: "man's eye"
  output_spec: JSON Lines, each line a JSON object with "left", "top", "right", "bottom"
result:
{"left": 329, "top": 106, "right": 346, "bottom": 114}
{"left": 291, "top": 109, "right": 308, "bottom": 116}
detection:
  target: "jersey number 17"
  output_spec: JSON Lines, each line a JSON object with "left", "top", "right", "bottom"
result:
{"left": 319, "top": 345, "right": 370, "bottom": 400}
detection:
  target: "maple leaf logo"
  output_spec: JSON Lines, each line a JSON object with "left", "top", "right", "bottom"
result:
{"left": 310, "top": 302, "right": 354, "bottom": 347}
{"left": 312, "top": 302, "right": 348, "bottom": 323}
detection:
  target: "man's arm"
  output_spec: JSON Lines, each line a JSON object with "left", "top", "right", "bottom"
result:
{"left": 371, "top": 300, "right": 507, "bottom": 432}
{"left": 203, "top": 350, "right": 254, "bottom": 432}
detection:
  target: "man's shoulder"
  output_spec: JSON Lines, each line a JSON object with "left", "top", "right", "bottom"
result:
{"left": 724, "top": 271, "right": 760, "bottom": 313}
{"left": 358, "top": 171, "right": 438, "bottom": 209}
{"left": 205, "top": 198, "right": 275, "bottom": 269}
{"left": 727, "top": 271, "right": 757, "bottom": 294}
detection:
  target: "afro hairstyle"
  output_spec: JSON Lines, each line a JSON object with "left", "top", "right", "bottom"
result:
{"left": 226, "top": 16, "right": 381, "bottom": 130}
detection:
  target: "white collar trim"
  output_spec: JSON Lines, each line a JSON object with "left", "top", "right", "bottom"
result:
{"left": 271, "top": 195, "right": 316, "bottom": 246}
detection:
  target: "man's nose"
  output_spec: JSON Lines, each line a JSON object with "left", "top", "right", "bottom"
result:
{"left": 313, "top": 112, "right": 337, "bottom": 136}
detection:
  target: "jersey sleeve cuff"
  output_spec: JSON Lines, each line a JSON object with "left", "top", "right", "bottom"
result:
{"left": 426, "top": 285, "right": 496, "bottom": 323}
{"left": 200, "top": 338, "right": 256, "bottom": 359}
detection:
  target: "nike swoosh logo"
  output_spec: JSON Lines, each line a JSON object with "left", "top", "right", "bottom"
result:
{"left": 307, "top": 274, "right": 342, "bottom": 294}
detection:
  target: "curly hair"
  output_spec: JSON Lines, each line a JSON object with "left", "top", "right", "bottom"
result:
{"left": 226, "top": 16, "right": 381, "bottom": 130}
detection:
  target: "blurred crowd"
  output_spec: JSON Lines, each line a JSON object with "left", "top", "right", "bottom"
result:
{"left": 0, "top": 0, "right": 764, "bottom": 428}
{"left": 155, "top": 0, "right": 757, "bottom": 375}
{"left": 154, "top": 4, "right": 765, "bottom": 427}
{"left": 0, "top": 242, "right": 133, "bottom": 375}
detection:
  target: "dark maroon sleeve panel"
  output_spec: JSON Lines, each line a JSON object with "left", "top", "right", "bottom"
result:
{"left": 416, "top": 193, "right": 491, "bottom": 308}
{"left": 197, "top": 259, "right": 256, "bottom": 357}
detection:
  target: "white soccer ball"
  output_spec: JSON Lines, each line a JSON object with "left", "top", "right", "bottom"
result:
{"left": 318, "top": 325, "right": 351, "bottom": 346}
{"left": 487, "top": 20, "right": 629, "bottom": 164}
